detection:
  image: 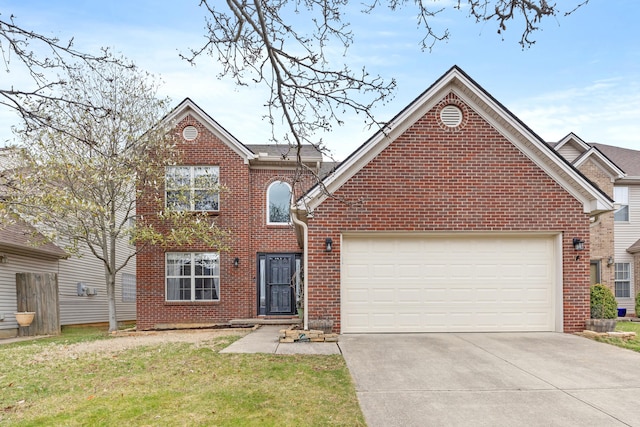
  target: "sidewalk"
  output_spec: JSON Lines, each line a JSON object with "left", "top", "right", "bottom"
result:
{"left": 220, "top": 325, "right": 341, "bottom": 355}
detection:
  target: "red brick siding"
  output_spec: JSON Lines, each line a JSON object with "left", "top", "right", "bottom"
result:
{"left": 306, "top": 93, "right": 591, "bottom": 333}
{"left": 577, "top": 158, "right": 615, "bottom": 288}
{"left": 137, "top": 115, "right": 253, "bottom": 329}
{"left": 137, "top": 115, "right": 314, "bottom": 329}
{"left": 247, "top": 170, "right": 312, "bottom": 310}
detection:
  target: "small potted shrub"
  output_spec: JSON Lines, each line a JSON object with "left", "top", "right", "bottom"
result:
{"left": 585, "top": 284, "right": 617, "bottom": 332}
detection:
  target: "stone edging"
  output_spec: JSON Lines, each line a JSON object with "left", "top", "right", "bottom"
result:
{"left": 279, "top": 328, "right": 338, "bottom": 343}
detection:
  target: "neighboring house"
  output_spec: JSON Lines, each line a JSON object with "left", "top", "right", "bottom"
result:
{"left": 137, "top": 66, "right": 613, "bottom": 334}
{"left": 553, "top": 136, "right": 640, "bottom": 314}
{"left": 0, "top": 219, "right": 66, "bottom": 338}
{"left": 0, "top": 149, "right": 136, "bottom": 338}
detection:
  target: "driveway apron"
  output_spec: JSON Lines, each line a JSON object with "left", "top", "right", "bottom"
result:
{"left": 338, "top": 332, "right": 640, "bottom": 427}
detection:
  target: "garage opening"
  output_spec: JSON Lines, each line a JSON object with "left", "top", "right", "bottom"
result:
{"left": 341, "top": 233, "right": 559, "bottom": 333}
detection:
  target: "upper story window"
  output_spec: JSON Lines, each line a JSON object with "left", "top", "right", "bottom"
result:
{"left": 166, "top": 166, "right": 219, "bottom": 212}
{"left": 614, "top": 186, "right": 629, "bottom": 222}
{"left": 267, "top": 181, "right": 292, "bottom": 224}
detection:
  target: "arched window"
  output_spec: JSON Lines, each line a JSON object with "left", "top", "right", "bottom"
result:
{"left": 267, "top": 181, "right": 292, "bottom": 224}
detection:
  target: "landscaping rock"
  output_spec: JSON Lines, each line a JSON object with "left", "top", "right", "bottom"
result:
{"left": 278, "top": 328, "right": 339, "bottom": 343}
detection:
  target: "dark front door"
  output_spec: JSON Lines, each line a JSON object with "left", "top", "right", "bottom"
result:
{"left": 258, "top": 253, "right": 300, "bottom": 316}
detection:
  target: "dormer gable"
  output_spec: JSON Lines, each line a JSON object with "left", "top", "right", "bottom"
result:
{"left": 573, "top": 146, "right": 625, "bottom": 183}
{"left": 553, "top": 133, "right": 625, "bottom": 184}
{"left": 553, "top": 133, "right": 591, "bottom": 162}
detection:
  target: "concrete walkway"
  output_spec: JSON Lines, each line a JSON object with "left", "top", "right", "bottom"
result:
{"left": 220, "top": 325, "right": 341, "bottom": 355}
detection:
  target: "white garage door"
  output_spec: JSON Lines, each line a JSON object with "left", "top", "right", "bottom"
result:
{"left": 341, "top": 234, "right": 558, "bottom": 333}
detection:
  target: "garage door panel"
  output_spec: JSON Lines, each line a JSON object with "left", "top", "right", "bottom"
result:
{"left": 341, "top": 234, "right": 557, "bottom": 333}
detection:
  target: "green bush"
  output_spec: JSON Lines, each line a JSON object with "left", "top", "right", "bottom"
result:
{"left": 636, "top": 292, "right": 640, "bottom": 318}
{"left": 590, "top": 284, "right": 617, "bottom": 319}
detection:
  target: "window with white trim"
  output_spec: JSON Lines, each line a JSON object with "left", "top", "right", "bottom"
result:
{"left": 166, "top": 166, "right": 219, "bottom": 211}
{"left": 614, "top": 186, "right": 629, "bottom": 222}
{"left": 614, "top": 262, "right": 631, "bottom": 298}
{"left": 122, "top": 273, "right": 136, "bottom": 302}
{"left": 166, "top": 253, "right": 220, "bottom": 301}
{"left": 267, "top": 181, "right": 291, "bottom": 224}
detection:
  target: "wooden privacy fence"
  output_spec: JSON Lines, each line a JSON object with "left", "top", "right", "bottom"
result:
{"left": 16, "top": 272, "right": 61, "bottom": 337}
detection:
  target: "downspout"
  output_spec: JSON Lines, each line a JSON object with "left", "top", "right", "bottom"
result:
{"left": 290, "top": 206, "right": 308, "bottom": 330}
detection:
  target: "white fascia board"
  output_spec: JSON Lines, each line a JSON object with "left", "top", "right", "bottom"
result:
{"left": 554, "top": 133, "right": 591, "bottom": 153}
{"left": 453, "top": 80, "right": 613, "bottom": 215}
{"left": 573, "top": 148, "right": 626, "bottom": 180}
{"left": 298, "top": 72, "right": 454, "bottom": 211}
{"left": 300, "top": 68, "right": 613, "bottom": 215}
{"left": 165, "top": 99, "right": 256, "bottom": 164}
{"left": 618, "top": 176, "right": 640, "bottom": 185}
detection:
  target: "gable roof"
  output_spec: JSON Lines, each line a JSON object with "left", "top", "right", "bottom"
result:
{"left": 552, "top": 133, "right": 625, "bottom": 181}
{"left": 165, "top": 99, "right": 325, "bottom": 169}
{"left": 553, "top": 132, "right": 592, "bottom": 154}
{"left": 164, "top": 98, "right": 256, "bottom": 164}
{"left": 0, "top": 218, "right": 68, "bottom": 260}
{"left": 297, "top": 65, "right": 613, "bottom": 215}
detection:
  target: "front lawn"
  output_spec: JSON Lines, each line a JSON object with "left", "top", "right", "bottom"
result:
{"left": 0, "top": 328, "right": 365, "bottom": 426}
{"left": 592, "top": 320, "right": 640, "bottom": 353}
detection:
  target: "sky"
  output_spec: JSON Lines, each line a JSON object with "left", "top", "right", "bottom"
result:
{"left": 1, "top": 1, "right": 639, "bottom": 160}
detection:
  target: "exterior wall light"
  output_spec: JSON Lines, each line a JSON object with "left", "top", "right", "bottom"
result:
{"left": 233, "top": 257, "right": 239, "bottom": 268}
{"left": 325, "top": 238, "right": 333, "bottom": 252}
{"left": 607, "top": 256, "right": 614, "bottom": 266}
{"left": 572, "top": 238, "right": 585, "bottom": 251}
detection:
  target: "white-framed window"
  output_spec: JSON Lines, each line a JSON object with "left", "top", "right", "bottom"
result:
{"left": 166, "top": 166, "right": 219, "bottom": 212}
{"left": 122, "top": 273, "right": 136, "bottom": 302}
{"left": 614, "top": 262, "right": 631, "bottom": 298}
{"left": 166, "top": 252, "right": 220, "bottom": 301}
{"left": 267, "top": 181, "right": 292, "bottom": 224}
{"left": 614, "top": 186, "right": 629, "bottom": 222}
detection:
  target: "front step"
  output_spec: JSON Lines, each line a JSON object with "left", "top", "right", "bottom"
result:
{"left": 230, "top": 317, "right": 301, "bottom": 326}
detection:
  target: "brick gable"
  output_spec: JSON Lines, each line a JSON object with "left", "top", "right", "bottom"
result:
{"left": 136, "top": 114, "right": 253, "bottom": 329}
{"left": 305, "top": 93, "right": 591, "bottom": 332}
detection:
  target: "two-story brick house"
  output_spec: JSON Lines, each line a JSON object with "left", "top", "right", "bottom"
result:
{"left": 135, "top": 99, "right": 320, "bottom": 329}
{"left": 137, "top": 67, "right": 613, "bottom": 333}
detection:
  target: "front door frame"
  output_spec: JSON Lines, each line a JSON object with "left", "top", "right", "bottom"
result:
{"left": 257, "top": 253, "right": 302, "bottom": 316}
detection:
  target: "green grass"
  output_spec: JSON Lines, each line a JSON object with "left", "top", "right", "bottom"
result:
{"left": 0, "top": 327, "right": 365, "bottom": 426}
{"left": 592, "top": 320, "right": 640, "bottom": 352}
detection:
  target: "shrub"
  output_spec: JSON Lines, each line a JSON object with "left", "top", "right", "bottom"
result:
{"left": 636, "top": 292, "right": 640, "bottom": 318}
{"left": 590, "top": 284, "right": 617, "bottom": 319}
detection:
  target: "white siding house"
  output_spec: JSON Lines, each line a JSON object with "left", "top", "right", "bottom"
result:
{"left": 0, "top": 219, "right": 136, "bottom": 338}
{"left": 0, "top": 148, "right": 136, "bottom": 337}
{"left": 57, "top": 235, "right": 136, "bottom": 327}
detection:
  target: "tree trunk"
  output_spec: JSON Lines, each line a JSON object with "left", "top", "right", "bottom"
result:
{"left": 105, "top": 268, "right": 118, "bottom": 332}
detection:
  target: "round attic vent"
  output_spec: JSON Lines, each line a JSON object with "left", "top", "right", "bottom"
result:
{"left": 440, "top": 105, "right": 463, "bottom": 127}
{"left": 182, "top": 125, "right": 198, "bottom": 141}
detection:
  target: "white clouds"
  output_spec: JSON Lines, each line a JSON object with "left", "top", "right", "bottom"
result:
{"left": 512, "top": 78, "right": 640, "bottom": 147}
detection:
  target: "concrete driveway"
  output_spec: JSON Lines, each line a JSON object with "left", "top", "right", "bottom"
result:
{"left": 338, "top": 333, "right": 640, "bottom": 426}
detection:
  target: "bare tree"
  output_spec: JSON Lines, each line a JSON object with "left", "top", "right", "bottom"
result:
{"left": 0, "top": 13, "right": 130, "bottom": 142}
{"left": 1, "top": 59, "right": 229, "bottom": 332}
{"left": 183, "top": 0, "right": 590, "bottom": 159}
